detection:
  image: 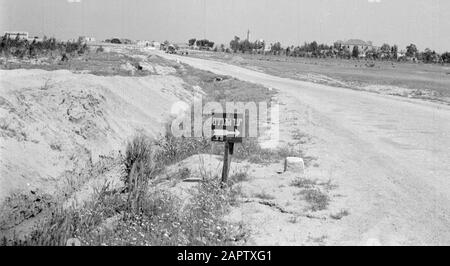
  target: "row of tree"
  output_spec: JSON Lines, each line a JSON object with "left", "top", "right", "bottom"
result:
{"left": 0, "top": 34, "right": 89, "bottom": 60}
{"left": 218, "top": 36, "right": 450, "bottom": 64}
{"left": 188, "top": 38, "right": 215, "bottom": 49}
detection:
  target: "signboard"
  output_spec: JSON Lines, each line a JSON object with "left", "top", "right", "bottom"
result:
{"left": 211, "top": 113, "right": 243, "bottom": 143}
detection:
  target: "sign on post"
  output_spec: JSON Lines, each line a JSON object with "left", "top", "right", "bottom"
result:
{"left": 211, "top": 112, "right": 244, "bottom": 187}
{"left": 211, "top": 113, "right": 243, "bottom": 143}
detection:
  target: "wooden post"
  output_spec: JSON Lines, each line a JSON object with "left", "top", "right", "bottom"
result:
{"left": 221, "top": 141, "right": 233, "bottom": 187}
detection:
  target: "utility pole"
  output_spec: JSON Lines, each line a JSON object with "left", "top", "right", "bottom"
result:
{"left": 247, "top": 29, "right": 250, "bottom": 41}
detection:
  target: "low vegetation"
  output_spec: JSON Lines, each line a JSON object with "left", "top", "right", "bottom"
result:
{"left": 253, "top": 191, "right": 276, "bottom": 200}
{"left": 230, "top": 171, "right": 249, "bottom": 184}
{"left": 299, "top": 188, "right": 330, "bottom": 212}
{"left": 1, "top": 35, "right": 88, "bottom": 60}
{"left": 1, "top": 133, "right": 245, "bottom": 246}
{"left": 291, "top": 177, "right": 337, "bottom": 212}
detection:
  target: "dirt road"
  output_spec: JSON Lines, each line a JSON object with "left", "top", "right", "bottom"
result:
{"left": 156, "top": 52, "right": 450, "bottom": 245}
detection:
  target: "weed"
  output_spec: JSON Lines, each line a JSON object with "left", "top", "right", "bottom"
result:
{"left": 154, "top": 131, "right": 210, "bottom": 166}
{"left": 317, "top": 179, "right": 338, "bottom": 191}
{"left": 291, "top": 177, "right": 318, "bottom": 189}
{"left": 0, "top": 190, "right": 55, "bottom": 231}
{"left": 230, "top": 170, "right": 249, "bottom": 183}
{"left": 299, "top": 188, "right": 330, "bottom": 211}
{"left": 124, "top": 134, "right": 162, "bottom": 212}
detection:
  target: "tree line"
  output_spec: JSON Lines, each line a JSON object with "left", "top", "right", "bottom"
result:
{"left": 188, "top": 36, "right": 450, "bottom": 64}
{"left": 0, "top": 34, "right": 89, "bottom": 60}
{"left": 188, "top": 38, "right": 215, "bottom": 50}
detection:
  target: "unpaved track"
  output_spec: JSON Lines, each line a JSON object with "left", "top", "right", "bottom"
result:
{"left": 157, "top": 52, "right": 450, "bottom": 245}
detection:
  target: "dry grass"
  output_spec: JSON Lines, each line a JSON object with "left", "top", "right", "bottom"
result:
{"left": 253, "top": 191, "right": 275, "bottom": 200}
{"left": 291, "top": 177, "right": 319, "bottom": 189}
{"left": 299, "top": 188, "right": 330, "bottom": 212}
{"left": 230, "top": 171, "right": 249, "bottom": 183}
{"left": 291, "top": 177, "right": 337, "bottom": 212}
{"left": 1, "top": 134, "right": 246, "bottom": 246}
{"left": 2, "top": 175, "right": 244, "bottom": 246}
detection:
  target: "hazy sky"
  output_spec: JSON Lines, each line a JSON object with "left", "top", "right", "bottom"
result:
{"left": 0, "top": 0, "right": 449, "bottom": 52}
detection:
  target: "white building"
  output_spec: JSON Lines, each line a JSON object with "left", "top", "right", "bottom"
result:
{"left": 264, "top": 43, "right": 272, "bottom": 53}
{"left": 152, "top": 41, "right": 161, "bottom": 49}
{"left": 4, "top": 31, "right": 29, "bottom": 40}
{"left": 137, "top": 40, "right": 152, "bottom": 47}
{"left": 78, "top": 36, "right": 96, "bottom": 43}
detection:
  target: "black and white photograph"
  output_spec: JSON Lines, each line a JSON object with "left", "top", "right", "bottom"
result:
{"left": 0, "top": 0, "right": 449, "bottom": 249}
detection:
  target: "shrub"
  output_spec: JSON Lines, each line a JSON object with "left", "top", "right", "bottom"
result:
{"left": 124, "top": 134, "right": 161, "bottom": 212}
{"left": 299, "top": 188, "right": 330, "bottom": 211}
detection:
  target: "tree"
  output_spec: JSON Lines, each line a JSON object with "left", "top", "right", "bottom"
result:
{"left": 422, "top": 48, "right": 433, "bottom": 63}
{"left": 391, "top": 45, "right": 398, "bottom": 59}
{"left": 230, "top": 36, "right": 240, "bottom": 53}
{"left": 188, "top": 38, "right": 196, "bottom": 46}
{"left": 380, "top": 43, "right": 391, "bottom": 59}
{"left": 406, "top": 43, "right": 418, "bottom": 57}
{"left": 381, "top": 43, "right": 391, "bottom": 52}
{"left": 441, "top": 52, "right": 450, "bottom": 63}
{"left": 352, "top": 46, "right": 359, "bottom": 58}
{"left": 333, "top": 41, "right": 342, "bottom": 50}
{"left": 195, "top": 39, "right": 214, "bottom": 49}
{"left": 271, "top": 42, "right": 282, "bottom": 55}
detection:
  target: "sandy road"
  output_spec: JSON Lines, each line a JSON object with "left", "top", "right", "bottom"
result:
{"left": 156, "top": 52, "right": 450, "bottom": 245}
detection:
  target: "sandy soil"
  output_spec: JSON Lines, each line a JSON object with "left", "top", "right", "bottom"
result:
{"left": 0, "top": 66, "right": 192, "bottom": 203}
{"left": 156, "top": 51, "right": 450, "bottom": 245}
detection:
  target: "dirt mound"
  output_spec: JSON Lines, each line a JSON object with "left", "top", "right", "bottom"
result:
{"left": 0, "top": 69, "right": 192, "bottom": 202}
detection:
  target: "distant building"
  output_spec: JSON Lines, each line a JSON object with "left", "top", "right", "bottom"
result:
{"left": 337, "top": 39, "right": 375, "bottom": 57}
{"left": 137, "top": 40, "right": 152, "bottom": 47}
{"left": 29, "top": 36, "right": 43, "bottom": 43}
{"left": 4, "top": 31, "right": 29, "bottom": 40}
{"left": 79, "top": 36, "right": 96, "bottom": 43}
{"left": 152, "top": 41, "right": 161, "bottom": 49}
{"left": 264, "top": 43, "right": 272, "bottom": 53}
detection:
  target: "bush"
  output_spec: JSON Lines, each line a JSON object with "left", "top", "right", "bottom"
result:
{"left": 154, "top": 132, "right": 210, "bottom": 165}
{"left": 299, "top": 188, "right": 330, "bottom": 211}
{"left": 0, "top": 35, "right": 89, "bottom": 60}
{"left": 124, "top": 134, "right": 161, "bottom": 212}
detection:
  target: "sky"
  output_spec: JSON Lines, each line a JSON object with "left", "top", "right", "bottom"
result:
{"left": 0, "top": 0, "right": 449, "bottom": 52}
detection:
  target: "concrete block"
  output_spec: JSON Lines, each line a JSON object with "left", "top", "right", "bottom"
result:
{"left": 284, "top": 157, "right": 305, "bottom": 174}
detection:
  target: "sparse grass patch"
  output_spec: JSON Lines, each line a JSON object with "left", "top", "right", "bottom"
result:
{"left": 253, "top": 191, "right": 275, "bottom": 200}
{"left": 0, "top": 190, "right": 56, "bottom": 231}
{"left": 291, "top": 177, "right": 319, "bottom": 189}
{"left": 299, "top": 188, "right": 330, "bottom": 212}
{"left": 230, "top": 139, "right": 308, "bottom": 165}
{"left": 3, "top": 175, "right": 244, "bottom": 246}
{"left": 317, "top": 179, "right": 339, "bottom": 191}
{"left": 2, "top": 133, "right": 246, "bottom": 246}
{"left": 154, "top": 132, "right": 211, "bottom": 166}
{"left": 230, "top": 171, "right": 249, "bottom": 183}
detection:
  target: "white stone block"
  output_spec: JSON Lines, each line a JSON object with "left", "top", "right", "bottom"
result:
{"left": 284, "top": 157, "right": 305, "bottom": 174}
